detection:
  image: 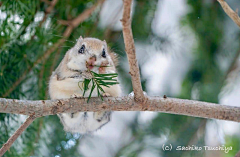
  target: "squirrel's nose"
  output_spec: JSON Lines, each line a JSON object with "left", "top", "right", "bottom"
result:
{"left": 89, "top": 55, "right": 96, "bottom": 61}
{"left": 88, "top": 55, "right": 96, "bottom": 66}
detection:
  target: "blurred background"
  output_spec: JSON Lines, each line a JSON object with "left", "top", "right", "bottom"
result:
{"left": 0, "top": 0, "right": 240, "bottom": 156}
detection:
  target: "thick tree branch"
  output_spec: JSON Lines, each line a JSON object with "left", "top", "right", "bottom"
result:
{"left": 218, "top": 0, "right": 240, "bottom": 28}
{"left": 2, "top": 0, "right": 105, "bottom": 97}
{"left": 0, "top": 115, "right": 36, "bottom": 156}
{"left": 121, "top": 0, "right": 145, "bottom": 104}
{"left": 0, "top": 96, "right": 239, "bottom": 122}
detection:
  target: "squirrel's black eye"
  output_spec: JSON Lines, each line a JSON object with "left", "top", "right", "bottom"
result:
{"left": 102, "top": 49, "right": 106, "bottom": 58}
{"left": 78, "top": 45, "right": 85, "bottom": 54}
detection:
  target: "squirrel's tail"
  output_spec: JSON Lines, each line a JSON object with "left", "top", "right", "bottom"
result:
{"left": 58, "top": 111, "right": 111, "bottom": 134}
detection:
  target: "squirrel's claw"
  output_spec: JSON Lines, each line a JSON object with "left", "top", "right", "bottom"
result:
{"left": 70, "top": 94, "right": 83, "bottom": 98}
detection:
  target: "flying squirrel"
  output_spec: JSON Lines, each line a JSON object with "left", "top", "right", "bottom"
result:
{"left": 49, "top": 36, "right": 121, "bottom": 134}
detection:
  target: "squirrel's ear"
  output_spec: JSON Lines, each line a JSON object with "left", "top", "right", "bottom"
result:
{"left": 103, "top": 40, "right": 108, "bottom": 47}
{"left": 103, "top": 40, "right": 107, "bottom": 45}
{"left": 77, "top": 36, "right": 83, "bottom": 43}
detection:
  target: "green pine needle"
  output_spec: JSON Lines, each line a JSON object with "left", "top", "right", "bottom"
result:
{"left": 79, "top": 70, "right": 119, "bottom": 102}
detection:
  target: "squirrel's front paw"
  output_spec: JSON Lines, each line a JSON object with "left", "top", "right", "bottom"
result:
{"left": 94, "top": 111, "right": 110, "bottom": 122}
{"left": 69, "top": 112, "right": 80, "bottom": 118}
{"left": 82, "top": 71, "right": 93, "bottom": 79}
{"left": 102, "top": 93, "right": 111, "bottom": 97}
{"left": 70, "top": 94, "right": 83, "bottom": 98}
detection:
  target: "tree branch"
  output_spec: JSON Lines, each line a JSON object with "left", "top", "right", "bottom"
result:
{"left": 41, "top": 0, "right": 51, "bottom": 5}
{"left": 2, "top": 0, "right": 105, "bottom": 97}
{"left": 39, "top": 0, "right": 58, "bottom": 27}
{"left": 58, "top": 0, "right": 105, "bottom": 27}
{"left": 0, "top": 96, "right": 239, "bottom": 122}
{"left": 0, "top": 115, "right": 36, "bottom": 156}
{"left": 121, "top": 0, "right": 145, "bottom": 104}
{"left": 218, "top": 0, "right": 240, "bottom": 28}
{"left": 224, "top": 49, "right": 240, "bottom": 81}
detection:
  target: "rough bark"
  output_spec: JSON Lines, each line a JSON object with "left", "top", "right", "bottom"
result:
{"left": 0, "top": 96, "right": 239, "bottom": 122}
{"left": 121, "top": 0, "right": 145, "bottom": 103}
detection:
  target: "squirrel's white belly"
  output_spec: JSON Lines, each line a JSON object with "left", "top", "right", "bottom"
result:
{"left": 49, "top": 76, "right": 83, "bottom": 99}
{"left": 49, "top": 75, "right": 109, "bottom": 134}
{"left": 58, "top": 111, "right": 110, "bottom": 133}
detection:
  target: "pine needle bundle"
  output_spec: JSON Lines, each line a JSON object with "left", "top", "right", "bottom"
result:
{"left": 78, "top": 69, "right": 119, "bottom": 102}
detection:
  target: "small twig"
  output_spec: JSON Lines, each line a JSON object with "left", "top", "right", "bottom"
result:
{"left": 39, "top": 0, "right": 58, "bottom": 27}
{"left": 224, "top": 49, "right": 240, "bottom": 81}
{"left": 31, "top": 0, "right": 58, "bottom": 40}
{"left": 71, "top": 0, "right": 105, "bottom": 28}
{"left": 121, "top": 0, "right": 145, "bottom": 104}
{"left": 2, "top": 0, "right": 105, "bottom": 97}
{"left": 0, "top": 115, "right": 36, "bottom": 156}
{"left": 220, "top": 48, "right": 240, "bottom": 94}
{"left": 58, "top": 20, "right": 70, "bottom": 26}
{"left": 218, "top": 0, "right": 240, "bottom": 28}
{"left": 57, "top": 0, "right": 105, "bottom": 27}
{"left": 41, "top": 0, "right": 51, "bottom": 5}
